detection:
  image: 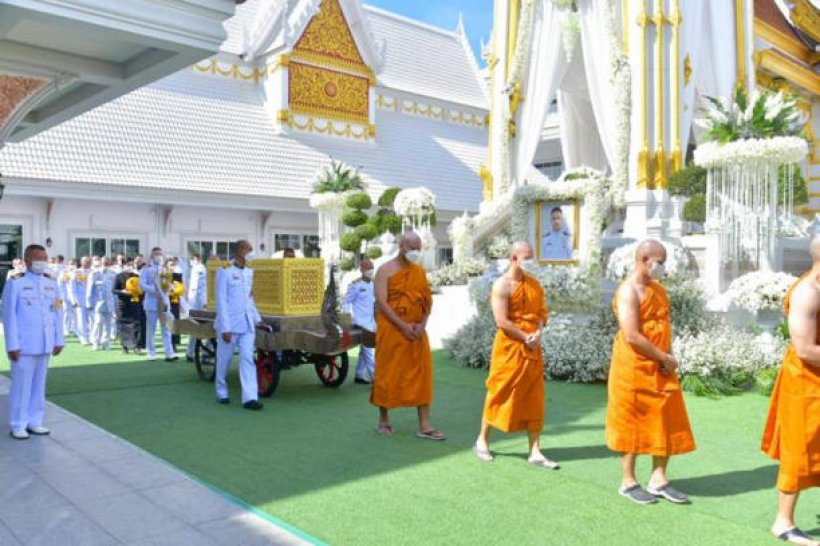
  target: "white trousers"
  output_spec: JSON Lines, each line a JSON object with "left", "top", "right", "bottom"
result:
{"left": 145, "top": 310, "right": 173, "bottom": 358}
{"left": 91, "top": 311, "right": 113, "bottom": 349}
{"left": 215, "top": 332, "right": 258, "bottom": 403}
{"left": 75, "top": 306, "right": 90, "bottom": 342}
{"left": 63, "top": 303, "right": 76, "bottom": 336}
{"left": 355, "top": 346, "right": 375, "bottom": 381}
{"left": 8, "top": 355, "right": 49, "bottom": 432}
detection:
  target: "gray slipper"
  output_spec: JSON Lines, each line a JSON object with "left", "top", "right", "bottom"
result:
{"left": 619, "top": 484, "right": 658, "bottom": 505}
{"left": 528, "top": 457, "right": 560, "bottom": 470}
{"left": 647, "top": 483, "right": 690, "bottom": 504}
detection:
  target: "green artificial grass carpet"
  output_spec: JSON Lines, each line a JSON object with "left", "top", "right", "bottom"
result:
{"left": 2, "top": 337, "right": 818, "bottom": 545}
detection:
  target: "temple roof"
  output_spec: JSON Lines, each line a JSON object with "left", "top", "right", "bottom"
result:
{"left": 0, "top": 68, "right": 486, "bottom": 213}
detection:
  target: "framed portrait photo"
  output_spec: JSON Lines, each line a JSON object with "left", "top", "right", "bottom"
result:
{"left": 535, "top": 200, "right": 580, "bottom": 265}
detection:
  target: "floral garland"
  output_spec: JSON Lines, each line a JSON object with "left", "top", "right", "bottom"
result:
{"left": 605, "top": 239, "right": 692, "bottom": 281}
{"left": 725, "top": 270, "right": 797, "bottom": 314}
{"left": 693, "top": 136, "right": 808, "bottom": 168}
{"left": 605, "top": 0, "right": 630, "bottom": 208}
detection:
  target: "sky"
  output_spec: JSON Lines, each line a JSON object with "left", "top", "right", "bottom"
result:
{"left": 364, "top": 0, "right": 493, "bottom": 65}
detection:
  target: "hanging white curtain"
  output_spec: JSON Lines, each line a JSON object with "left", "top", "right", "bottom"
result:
{"left": 558, "top": 50, "right": 608, "bottom": 171}
{"left": 577, "top": 0, "right": 620, "bottom": 173}
{"left": 511, "top": 1, "right": 568, "bottom": 186}
{"left": 679, "top": 0, "right": 706, "bottom": 156}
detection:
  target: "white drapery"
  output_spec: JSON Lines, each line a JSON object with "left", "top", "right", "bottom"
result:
{"left": 558, "top": 51, "right": 608, "bottom": 171}
{"left": 511, "top": 0, "right": 567, "bottom": 186}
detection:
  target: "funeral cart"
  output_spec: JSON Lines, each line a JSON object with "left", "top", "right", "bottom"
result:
{"left": 172, "top": 259, "right": 362, "bottom": 397}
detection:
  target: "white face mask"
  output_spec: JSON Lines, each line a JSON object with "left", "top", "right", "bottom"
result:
{"left": 649, "top": 261, "right": 666, "bottom": 280}
{"left": 30, "top": 261, "right": 48, "bottom": 275}
{"left": 244, "top": 251, "right": 256, "bottom": 263}
{"left": 363, "top": 269, "right": 375, "bottom": 279}
{"left": 404, "top": 250, "right": 422, "bottom": 264}
{"left": 152, "top": 255, "right": 164, "bottom": 266}
{"left": 519, "top": 259, "right": 539, "bottom": 274}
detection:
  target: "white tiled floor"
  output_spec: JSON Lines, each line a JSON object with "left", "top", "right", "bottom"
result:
{"left": 0, "top": 376, "right": 314, "bottom": 546}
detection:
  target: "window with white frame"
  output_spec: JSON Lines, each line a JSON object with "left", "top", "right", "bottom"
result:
{"left": 437, "top": 247, "right": 453, "bottom": 267}
{"left": 186, "top": 240, "right": 239, "bottom": 263}
{"left": 74, "top": 237, "right": 140, "bottom": 259}
{"left": 273, "top": 233, "right": 321, "bottom": 258}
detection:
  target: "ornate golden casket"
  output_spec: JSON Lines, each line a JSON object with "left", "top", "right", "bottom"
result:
{"left": 206, "top": 258, "right": 325, "bottom": 316}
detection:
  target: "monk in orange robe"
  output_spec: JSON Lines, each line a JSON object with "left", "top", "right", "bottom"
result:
{"left": 370, "top": 232, "right": 443, "bottom": 440}
{"left": 474, "top": 242, "right": 557, "bottom": 468}
{"left": 606, "top": 239, "right": 695, "bottom": 505}
{"left": 761, "top": 237, "right": 820, "bottom": 546}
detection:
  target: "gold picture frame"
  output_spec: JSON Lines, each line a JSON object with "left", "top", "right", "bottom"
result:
{"left": 535, "top": 199, "right": 581, "bottom": 266}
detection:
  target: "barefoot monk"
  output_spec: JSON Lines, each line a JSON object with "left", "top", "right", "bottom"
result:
{"left": 474, "top": 241, "right": 557, "bottom": 469}
{"left": 370, "top": 232, "right": 444, "bottom": 440}
{"left": 606, "top": 239, "right": 695, "bottom": 505}
{"left": 761, "top": 236, "right": 820, "bottom": 546}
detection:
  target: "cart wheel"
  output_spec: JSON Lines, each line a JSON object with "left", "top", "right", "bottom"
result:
{"left": 314, "top": 352, "right": 349, "bottom": 388}
{"left": 195, "top": 338, "right": 217, "bottom": 382}
{"left": 256, "top": 350, "right": 281, "bottom": 398}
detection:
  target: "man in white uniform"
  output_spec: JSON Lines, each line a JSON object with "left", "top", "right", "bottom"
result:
{"left": 344, "top": 259, "right": 376, "bottom": 384}
{"left": 70, "top": 256, "right": 92, "bottom": 345}
{"left": 57, "top": 257, "right": 76, "bottom": 337}
{"left": 87, "top": 256, "right": 117, "bottom": 350}
{"left": 214, "top": 240, "right": 263, "bottom": 410}
{"left": 3, "top": 244, "right": 64, "bottom": 439}
{"left": 540, "top": 206, "right": 573, "bottom": 261}
{"left": 139, "top": 247, "right": 176, "bottom": 361}
{"left": 185, "top": 253, "right": 208, "bottom": 362}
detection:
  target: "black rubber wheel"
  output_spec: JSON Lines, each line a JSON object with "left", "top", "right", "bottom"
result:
{"left": 256, "top": 350, "right": 282, "bottom": 398}
{"left": 195, "top": 338, "right": 217, "bottom": 382}
{"left": 313, "top": 352, "right": 349, "bottom": 388}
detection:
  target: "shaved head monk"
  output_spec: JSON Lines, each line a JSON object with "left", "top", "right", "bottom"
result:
{"left": 370, "top": 232, "right": 444, "bottom": 440}
{"left": 761, "top": 236, "right": 820, "bottom": 545}
{"left": 474, "top": 242, "right": 557, "bottom": 469}
{"left": 606, "top": 239, "right": 695, "bottom": 505}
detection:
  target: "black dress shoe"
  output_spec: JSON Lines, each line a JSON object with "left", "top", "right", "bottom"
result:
{"left": 243, "top": 400, "right": 264, "bottom": 411}
{"left": 354, "top": 378, "right": 372, "bottom": 385}
{"left": 217, "top": 398, "right": 230, "bottom": 405}
{"left": 165, "top": 356, "right": 179, "bottom": 362}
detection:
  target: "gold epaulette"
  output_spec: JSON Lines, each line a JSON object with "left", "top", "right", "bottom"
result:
{"left": 8, "top": 271, "right": 23, "bottom": 280}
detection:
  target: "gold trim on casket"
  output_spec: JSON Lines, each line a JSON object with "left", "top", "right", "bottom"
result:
{"left": 206, "top": 258, "right": 325, "bottom": 316}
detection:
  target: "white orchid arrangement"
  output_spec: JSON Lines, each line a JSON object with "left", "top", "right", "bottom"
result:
{"left": 725, "top": 270, "right": 797, "bottom": 314}
{"left": 605, "top": 239, "right": 692, "bottom": 281}
{"left": 694, "top": 136, "right": 809, "bottom": 169}
{"left": 695, "top": 87, "right": 806, "bottom": 144}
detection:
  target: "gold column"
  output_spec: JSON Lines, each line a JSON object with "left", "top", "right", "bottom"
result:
{"left": 651, "top": 0, "right": 667, "bottom": 189}
{"left": 636, "top": 3, "right": 651, "bottom": 188}
{"left": 735, "top": 0, "right": 747, "bottom": 90}
{"left": 506, "top": 0, "right": 521, "bottom": 78}
{"left": 669, "top": 0, "right": 683, "bottom": 173}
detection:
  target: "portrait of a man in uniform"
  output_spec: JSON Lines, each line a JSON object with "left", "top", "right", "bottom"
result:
{"left": 537, "top": 201, "right": 577, "bottom": 263}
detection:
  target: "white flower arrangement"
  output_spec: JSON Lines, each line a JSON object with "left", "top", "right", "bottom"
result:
{"left": 605, "top": 239, "right": 691, "bottom": 281}
{"left": 693, "top": 136, "right": 808, "bottom": 169}
{"left": 674, "top": 327, "right": 786, "bottom": 380}
{"left": 308, "top": 191, "right": 353, "bottom": 212}
{"left": 393, "top": 187, "right": 436, "bottom": 218}
{"left": 725, "top": 270, "right": 797, "bottom": 314}
{"left": 778, "top": 215, "right": 809, "bottom": 238}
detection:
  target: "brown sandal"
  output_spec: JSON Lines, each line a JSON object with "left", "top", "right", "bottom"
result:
{"left": 416, "top": 429, "right": 446, "bottom": 441}
{"left": 376, "top": 424, "right": 394, "bottom": 436}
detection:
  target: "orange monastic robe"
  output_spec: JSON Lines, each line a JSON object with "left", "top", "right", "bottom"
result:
{"left": 606, "top": 281, "right": 696, "bottom": 456}
{"left": 483, "top": 275, "right": 548, "bottom": 433}
{"left": 761, "top": 277, "right": 820, "bottom": 493}
{"left": 370, "top": 263, "right": 433, "bottom": 409}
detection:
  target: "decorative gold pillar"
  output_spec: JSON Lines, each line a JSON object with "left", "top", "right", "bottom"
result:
{"left": 669, "top": 0, "right": 683, "bottom": 174}
{"left": 622, "top": 0, "right": 630, "bottom": 53}
{"left": 735, "top": 0, "right": 747, "bottom": 90}
{"left": 636, "top": 3, "right": 651, "bottom": 189}
{"left": 506, "top": 0, "right": 521, "bottom": 79}
{"left": 651, "top": 0, "right": 667, "bottom": 189}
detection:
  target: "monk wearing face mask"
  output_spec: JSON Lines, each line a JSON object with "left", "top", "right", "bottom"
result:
{"left": 370, "top": 232, "right": 443, "bottom": 441}
{"left": 606, "top": 239, "right": 695, "bottom": 505}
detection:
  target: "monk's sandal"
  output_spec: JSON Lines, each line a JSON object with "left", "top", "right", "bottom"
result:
{"left": 775, "top": 527, "right": 817, "bottom": 544}
{"left": 646, "top": 483, "right": 689, "bottom": 504}
{"left": 619, "top": 484, "right": 657, "bottom": 505}
{"left": 473, "top": 444, "right": 494, "bottom": 462}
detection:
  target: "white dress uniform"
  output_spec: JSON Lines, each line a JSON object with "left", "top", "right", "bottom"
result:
{"left": 139, "top": 264, "right": 174, "bottom": 359}
{"left": 343, "top": 278, "right": 375, "bottom": 381}
{"left": 70, "top": 268, "right": 92, "bottom": 344}
{"left": 86, "top": 268, "right": 117, "bottom": 350}
{"left": 2, "top": 271, "right": 64, "bottom": 434}
{"left": 540, "top": 228, "right": 573, "bottom": 260}
{"left": 185, "top": 262, "right": 208, "bottom": 360}
{"left": 214, "top": 262, "right": 261, "bottom": 403}
{"left": 57, "top": 267, "right": 76, "bottom": 336}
